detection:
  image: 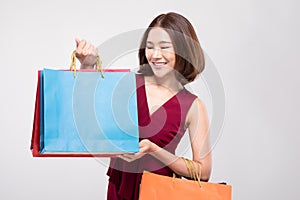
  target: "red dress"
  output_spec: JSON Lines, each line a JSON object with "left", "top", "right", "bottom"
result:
{"left": 107, "top": 74, "right": 197, "bottom": 200}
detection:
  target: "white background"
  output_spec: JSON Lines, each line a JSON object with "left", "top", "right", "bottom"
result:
{"left": 1, "top": 0, "right": 300, "bottom": 199}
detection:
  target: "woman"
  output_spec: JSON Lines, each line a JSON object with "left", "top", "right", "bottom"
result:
{"left": 76, "top": 12, "right": 211, "bottom": 200}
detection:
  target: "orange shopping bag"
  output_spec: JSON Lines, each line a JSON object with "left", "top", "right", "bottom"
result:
{"left": 139, "top": 159, "right": 232, "bottom": 200}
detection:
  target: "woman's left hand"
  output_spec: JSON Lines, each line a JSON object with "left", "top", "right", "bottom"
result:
{"left": 118, "top": 139, "right": 158, "bottom": 162}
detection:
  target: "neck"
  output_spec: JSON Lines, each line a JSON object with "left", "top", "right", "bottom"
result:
{"left": 147, "top": 72, "right": 183, "bottom": 93}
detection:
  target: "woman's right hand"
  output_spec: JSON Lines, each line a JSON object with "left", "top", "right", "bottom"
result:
{"left": 75, "top": 38, "right": 98, "bottom": 69}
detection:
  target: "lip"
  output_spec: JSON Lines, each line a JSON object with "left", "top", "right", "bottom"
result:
{"left": 151, "top": 61, "right": 167, "bottom": 69}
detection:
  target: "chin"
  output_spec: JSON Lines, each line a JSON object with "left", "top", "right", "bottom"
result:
{"left": 151, "top": 68, "right": 174, "bottom": 79}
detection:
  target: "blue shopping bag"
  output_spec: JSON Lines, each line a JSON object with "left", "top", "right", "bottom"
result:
{"left": 39, "top": 69, "right": 139, "bottom": 156}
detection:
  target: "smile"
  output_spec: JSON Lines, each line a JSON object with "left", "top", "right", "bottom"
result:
{"left": 152, "top": 62, "right": 167, "bottom": 66}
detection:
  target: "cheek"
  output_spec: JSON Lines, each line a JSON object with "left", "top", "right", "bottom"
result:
{"left": 165, "top": 52, "right": 176, "bottom": 62}
{"left": 145, "top": 50, "right": 152, "bottom": 62}
{"left": 167, "top": 54, "right": 176, "bottom": 68}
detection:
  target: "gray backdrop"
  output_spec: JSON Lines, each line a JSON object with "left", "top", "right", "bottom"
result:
{"left": 1, "top": 0, "right": 299, "bottom": 199}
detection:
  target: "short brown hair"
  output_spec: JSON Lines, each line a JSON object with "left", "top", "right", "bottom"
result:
{"left": 138, "top": 12, "right": 205, "bottom": 84}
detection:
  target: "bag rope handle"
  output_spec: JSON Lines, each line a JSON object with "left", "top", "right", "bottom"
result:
{"left": 182, "top": 157, "right": 202, "bottom": 188}
{"left": 69, "top": 50, "right": 104, "bottom": 78}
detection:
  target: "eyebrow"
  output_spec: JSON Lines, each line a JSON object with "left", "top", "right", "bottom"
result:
{"left": 146, "top": 41, "right": 172, "bottom": 44}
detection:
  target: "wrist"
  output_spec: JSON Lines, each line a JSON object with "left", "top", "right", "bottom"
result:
{"left": 150, "top": 142, "right": 160, "bottom": 154}
{"left": 80, "top": 63, "right": 95, "bottom": 69}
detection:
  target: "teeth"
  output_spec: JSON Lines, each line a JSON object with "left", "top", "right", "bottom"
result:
{"left": 153, "top": 62, "right": 167, "bottom": 66}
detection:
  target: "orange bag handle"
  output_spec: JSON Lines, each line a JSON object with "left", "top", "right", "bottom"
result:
{"left": 69, "top": 50, "right": 104, "bottom": 78}
{"left": 182, "top": 157, "right": 202, "bottom": 188}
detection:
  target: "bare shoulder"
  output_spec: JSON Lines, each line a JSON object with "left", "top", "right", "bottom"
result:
{"left": 186, "top": 97, "right": 208, "bottom": 125}
{"left": 189, "top": 97, "right": 207, "bottom": 116}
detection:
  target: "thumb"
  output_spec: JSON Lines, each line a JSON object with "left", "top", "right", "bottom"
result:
{"left": 75, "top": 38, "right": 81, "bottom": 47}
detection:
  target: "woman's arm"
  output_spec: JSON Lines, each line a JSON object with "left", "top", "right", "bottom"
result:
{"left": 119, "top": 98, "right": 212, "bottom": 181}
{"left": 75, "top": 39, "right": 212, "bottom": 180}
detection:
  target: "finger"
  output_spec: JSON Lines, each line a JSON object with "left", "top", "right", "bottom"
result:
{"left": 86, "top": 43, "right": 98, "bottom": 56}
{"left": 87, "top": 44, "right": 97, "bottom": 56}
{"left": 126, "top": 152, "right": 143, "bottom": 160}
{"left": 91, "top": 46, "right": 98, "bottom": 56}
{"left": 82, "top": 42, "right": 91, "bottom": 56}
{"left": 120, "top": 153, "right": 135, "bottom": 159}
{"left": 75, "top": 38, "right": 81, "bottom": 47}
{"left": 118, "top": 155, "right": 132, "bottom": 162}
{"left": 83, "top": 41, "right": 90, "bottom": 51}
{"left": 77, "top": 39, "right": 87, "bottom": 54}
{"left": 117, "top": 155, "right": 127, "bottom": 161}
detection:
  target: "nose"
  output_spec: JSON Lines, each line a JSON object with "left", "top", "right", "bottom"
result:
{"left": 152, "top": 48, "right": 162, "bottom": 58}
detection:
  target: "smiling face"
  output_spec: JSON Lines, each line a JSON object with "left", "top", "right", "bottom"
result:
{"left": 145, "top": 27, "right": 176, "bottom": 79}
